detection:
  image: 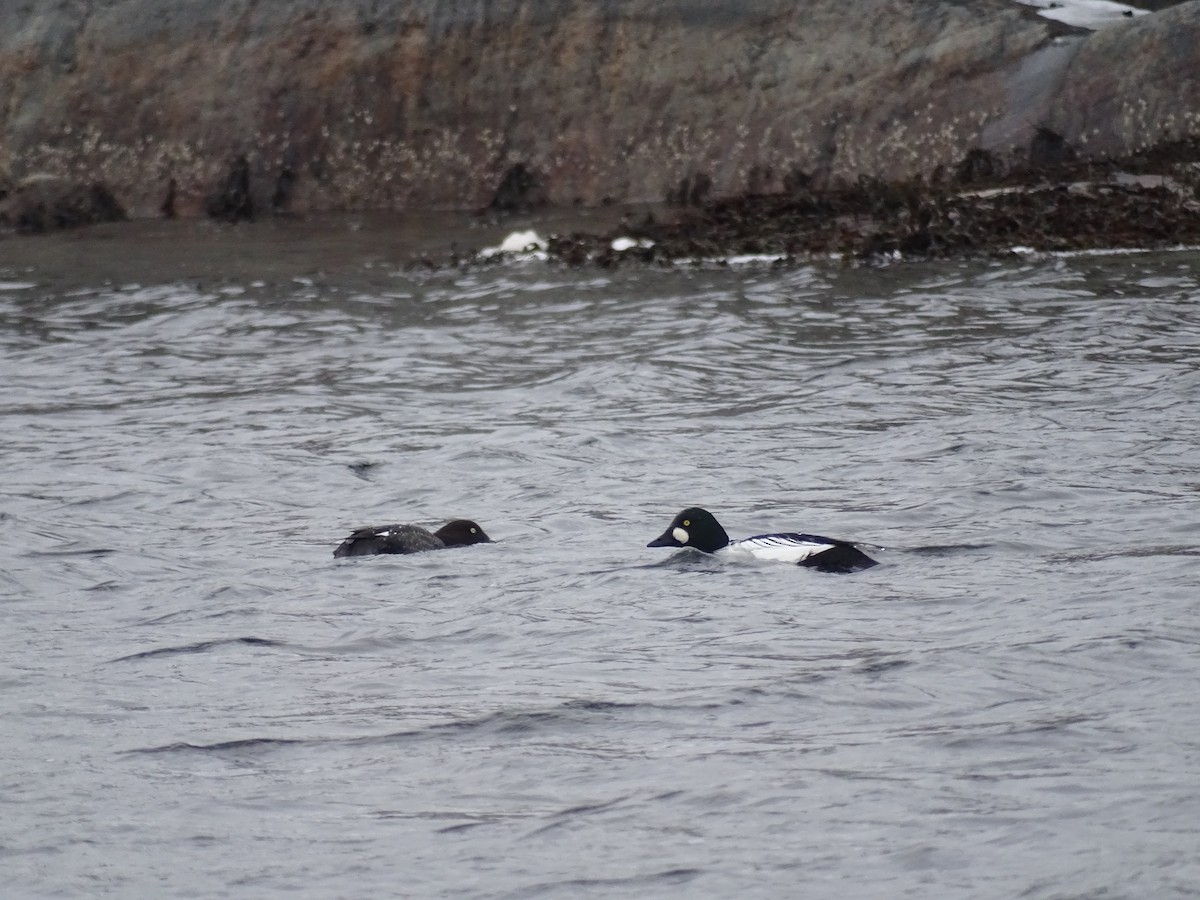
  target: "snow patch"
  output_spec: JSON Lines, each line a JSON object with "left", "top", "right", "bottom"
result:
{"left": 479, "top": 229, "right": 547, "bottom": 260}
{"left": 1014, "top": 0, "right": 1149, "bottom": 30}
{"left": 610, "top": 237, "right": 655, "bottom": 252}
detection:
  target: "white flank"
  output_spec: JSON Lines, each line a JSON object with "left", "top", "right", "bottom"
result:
{"left": 721, "top": 535, "right": 835, "bottom": 564}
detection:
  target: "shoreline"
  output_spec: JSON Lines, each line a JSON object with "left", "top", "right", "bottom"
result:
{"left": 471, "top": 137, "right": 1200, "bottom": 267}
{"left": 3, "top": 138, "right": 1200, "bottom": 274}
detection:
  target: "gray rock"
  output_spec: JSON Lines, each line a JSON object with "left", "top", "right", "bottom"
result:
{"left": 0, "top": 1, "right": 1195, "bottom": 215}
{"left": 1049, "top": 3, "right": 1200, "bottom": 159}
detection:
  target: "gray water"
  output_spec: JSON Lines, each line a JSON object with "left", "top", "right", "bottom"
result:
{"left": 2, "top": 221, "right": 1198, "bottom": 899}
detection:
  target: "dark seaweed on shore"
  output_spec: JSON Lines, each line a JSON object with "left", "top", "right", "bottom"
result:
{"left": 523, "top": 137, "right": 1200, "bottom": 266}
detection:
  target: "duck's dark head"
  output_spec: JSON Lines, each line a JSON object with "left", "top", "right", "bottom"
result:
{"left": 647, "top": 507, "right": 729, "bottom": 554}
{"left": 435, "top": 519, "right": 493, "bottom": 548}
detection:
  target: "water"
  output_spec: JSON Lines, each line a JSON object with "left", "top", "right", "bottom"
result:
{"left": 2, "top": 220, "right": 1199, "bottom": 898}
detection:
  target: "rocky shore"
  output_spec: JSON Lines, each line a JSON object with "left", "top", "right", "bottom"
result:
{"left": 1, "top": 0, "right": 1199, "bottom": 261}
{"left": 523, "top": 137, "right": 1200, "bottom": 265}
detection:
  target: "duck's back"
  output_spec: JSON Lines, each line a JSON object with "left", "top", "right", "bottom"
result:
{"left": 333, "top": 524, "right": 444, "bottom": 558}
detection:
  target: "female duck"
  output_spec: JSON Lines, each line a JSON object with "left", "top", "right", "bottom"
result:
{"left": 334, "top": 519, "right": 492, "bottom": 558}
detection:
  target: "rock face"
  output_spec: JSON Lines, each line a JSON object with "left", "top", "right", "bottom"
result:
{"left": 1050, "top": 4, "right": 1200, "bottom": 157}
{"left": 0, "top": 0, "right": 1197, "bottom": 217}
{"left": 0, "top": 175, "right": 125, "bottom": 233}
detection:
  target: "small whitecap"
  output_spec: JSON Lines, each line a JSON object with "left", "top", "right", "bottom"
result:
{"left": 725, "top": 253, "right": 787, "bottom": 266}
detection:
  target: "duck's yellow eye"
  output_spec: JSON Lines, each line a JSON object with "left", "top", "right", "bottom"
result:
{"left": 683, "top": 519, "right": 690, "bottom": 527}
{"left": 470, "top": 527, "right": 477, "bottom": 533}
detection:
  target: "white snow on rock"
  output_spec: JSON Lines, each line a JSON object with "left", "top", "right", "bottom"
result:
{"left": 610, "top": 237, "right": 655, "bottom": 252}
{"left": 1014, "top": 0, "right": 1149, "bottom": 30}
{"left": 478, "top": 230, "right": 547, "bottom": 260}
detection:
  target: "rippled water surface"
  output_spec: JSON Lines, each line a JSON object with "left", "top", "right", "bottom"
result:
{"left": 2, "top": 222, "right": 1199, "bottom": 898}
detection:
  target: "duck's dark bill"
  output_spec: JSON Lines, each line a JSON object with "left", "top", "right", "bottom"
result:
{"left": 647, "top": 531, "right": 681, "bottom": 548}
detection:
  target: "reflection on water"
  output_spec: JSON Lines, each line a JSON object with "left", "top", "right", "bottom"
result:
{"left": 1, "top": 223, "right": 1198, "bottom": 898}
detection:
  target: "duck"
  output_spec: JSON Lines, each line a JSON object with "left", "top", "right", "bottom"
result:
{"left": 333, "top": 519, "right": 493, "bottom": 558}
{"left": 647, "top": 507, "right": 877, "bottom": 573}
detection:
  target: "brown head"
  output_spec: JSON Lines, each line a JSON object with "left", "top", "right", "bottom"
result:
{"left": 434, "top": 519, "right": 493, "bottom": 548}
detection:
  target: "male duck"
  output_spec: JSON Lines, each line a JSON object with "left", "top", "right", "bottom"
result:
{"left": 647, "top": 507, "right": 877, "bottom": 573}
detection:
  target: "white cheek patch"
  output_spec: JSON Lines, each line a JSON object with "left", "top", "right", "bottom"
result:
{"left": 672, "top": 526, "right": 689, "bottom": 544}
